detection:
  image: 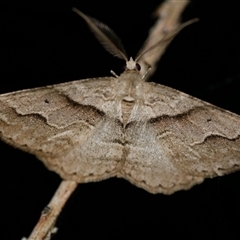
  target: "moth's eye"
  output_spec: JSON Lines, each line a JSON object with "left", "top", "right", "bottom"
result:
{"left": 123, "top": 64, "right": 127, "bottom": 70}
{"left": 135, "top": 63, "right": 141, "bottom": 71}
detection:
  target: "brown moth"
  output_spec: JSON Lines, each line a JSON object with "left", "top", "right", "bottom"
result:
{"left": 0, "top": 8, "right": 240, "bottom": 195}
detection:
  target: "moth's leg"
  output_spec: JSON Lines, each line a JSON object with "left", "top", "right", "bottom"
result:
{"left": 141, "top": 62, "right": 152, "bottom": 80}
{"left": 110, "top": 70, "right": 119, "bottom": 78}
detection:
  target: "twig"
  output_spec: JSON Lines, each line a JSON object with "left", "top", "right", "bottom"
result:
{"left": 24, "top": 180, "right": 78, "bottom": 240}
{"left": 139, "top": 0, "right": 190, "bottom": 78}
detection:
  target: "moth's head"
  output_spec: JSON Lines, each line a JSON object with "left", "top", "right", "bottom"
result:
{"left": 125, "top": 57, "right": 141, "bottom": 72}
{"left": 72, "top": 8, "right": 198, "bottom": 80}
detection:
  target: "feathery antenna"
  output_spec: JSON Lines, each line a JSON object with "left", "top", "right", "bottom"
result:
{"left": 135, "top": 18, "right": 199, "bottom": 62}
{"left": 72, "top": 8, "right": 128, "bottom": 61}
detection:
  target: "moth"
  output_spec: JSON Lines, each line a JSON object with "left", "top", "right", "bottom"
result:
{"left": 0, "top": 8, "right": 240, "bottom": 195}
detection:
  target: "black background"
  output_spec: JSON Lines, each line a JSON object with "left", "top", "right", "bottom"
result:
{"left": 1, "top": 1, "right": 240, "bottom": 239}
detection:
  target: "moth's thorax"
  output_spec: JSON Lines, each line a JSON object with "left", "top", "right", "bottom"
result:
{"left": 116, "top": 70, "right": 143, "bottom": 99}
{"left": 115, "top": 70, "right": 144, "bottom": 125}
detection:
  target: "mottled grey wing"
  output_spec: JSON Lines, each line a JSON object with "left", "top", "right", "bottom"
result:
{"left": 122, "top": 82, "right": 240, "bottom": 194}
{"left": 0, "top": 77, "right": 124, "bottom": 183}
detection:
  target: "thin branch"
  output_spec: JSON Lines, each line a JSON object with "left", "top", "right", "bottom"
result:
{"left": 139, "top": 0, "right": 190, "bottom": 78}
{"left": 24, "top": 180, "right": 78, "bottom": 240}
